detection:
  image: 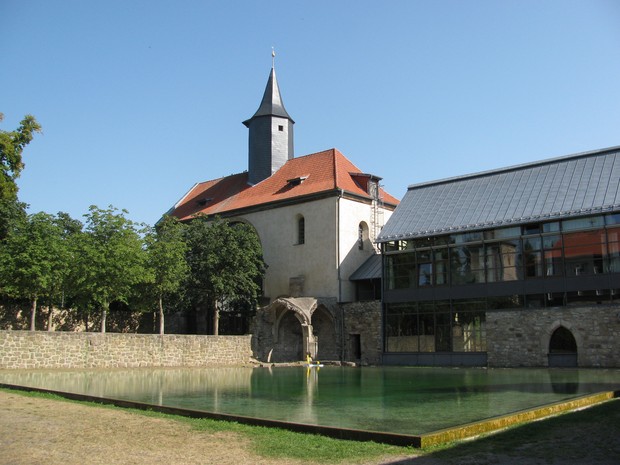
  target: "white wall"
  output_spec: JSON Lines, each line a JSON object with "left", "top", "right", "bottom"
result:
{"left": 232, "top": 195, "right": 393, "bottom": 303}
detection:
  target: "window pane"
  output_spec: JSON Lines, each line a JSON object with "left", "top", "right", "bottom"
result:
{"left": 486, "top": 241, "right": 521, "bottom": 282}
{"left": 563, "top": 230, "right": 606, "bottom": 276}
{"left": 605, "top": 240, "right": 620, "bottom": 273}
{"left": 524, "top": 251, "right": 543, "bottom": 277}
{"left": 435, "top": 312, "right": 451, "bottom": 352}
{"left": 543, "top": 234, "right": 562, "bottom": 249}
{"left": 562, "top": 216, "right": 604, "bottom": 231}
{"left": 451, "top": 232, "right": 483, "bottom": 244}
{"left": 385, "top": 253, "right": 416, "bottom": 289}
{"left": 451, "top": 245, "right": 485, "bottom": 284}
{"left": 416, "top": 251, "right": 432, "bottom": 286}
{"left": 544, "top": 250, "right": 563, "bottom": 276}
{"left": 485, "top": 227, "right": 521, "bottom": 240}
{"left": 453, "top": 311, "right": 486, "bottom": 352}
{"left": 418, "top": 313, "right": 435, "bottom": 352}
{"left": 385, "top": 312, "right": 418, "bottom": 352}
{"left": 523, "top": 237, "right": 542, "bottom": 251}
{"left": 543, "top": 222, "right": 560, "bottom": 233}
{"left": 605, "top": 213, "right": 620, "bottom": 225}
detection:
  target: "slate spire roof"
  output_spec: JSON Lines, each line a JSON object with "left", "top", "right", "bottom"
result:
{"left": 243, "top": 66, "right": 294, "bottom": 127}
{"left": 377, "top": 145, "right": 620, "bottom": 242}
{"left": 167, "top": 149, "right": 399, "bottom": 221}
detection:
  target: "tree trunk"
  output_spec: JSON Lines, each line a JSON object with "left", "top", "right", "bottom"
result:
{"left": 30, "top": 294, "right": 38, "bottom": 331}
{"left": 101, "top": 303, "right": 107, "bottom": 333}
{"left": 213, "top": 301, "right": 219, "bottom": 336}
{"left": 159, "top": 295, "right": 165, "bottom": 335}
{"left": 47, "top": 300, "right": 54, "bottom": 331}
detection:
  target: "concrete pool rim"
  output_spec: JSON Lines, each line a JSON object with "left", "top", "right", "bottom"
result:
{"left": 1, "top": 382, "right": 618, "bottom": 448}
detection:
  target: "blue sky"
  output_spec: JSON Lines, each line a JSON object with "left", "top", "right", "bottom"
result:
{"left": 2, "top": 0, "right": 619, "bottom": 226}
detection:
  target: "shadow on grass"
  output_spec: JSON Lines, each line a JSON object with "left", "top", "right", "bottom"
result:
{"left": 383, "top": 398, "right": 620, "bottom": 465}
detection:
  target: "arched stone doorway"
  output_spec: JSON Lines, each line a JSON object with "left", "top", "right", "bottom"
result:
{"left": 548, "top": 326, "right": 578, "bottom": 367}
{"left": 253, "top": 297, "right": 341, "bottom": 363}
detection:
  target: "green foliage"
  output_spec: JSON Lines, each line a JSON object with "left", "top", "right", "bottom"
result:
{"left": 72, "top": 206, "right": 148, "bottom": 332}
{"left": 0, "top": 113, "right": 41, "bottom": 202}
{"left": 0, "top": 113, "right": 41, "bottom": 240}
{"left": 0, "top": 211, "right": 72, "bottom": 330}
{"left": 184, "top": 216, "right": 265, "bottom": 334}
{"left": 144, "top": 216, "right": 189, "bottom": 334}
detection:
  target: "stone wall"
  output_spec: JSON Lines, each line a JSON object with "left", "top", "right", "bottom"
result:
{"left": 0, "top": 331, "right": 253, "bottom": 369}
{"left": 487, "top": 303, "right": 620, "bottom": 367}
{"left": 342, "top": 300, "right": 382, "bottom": 365}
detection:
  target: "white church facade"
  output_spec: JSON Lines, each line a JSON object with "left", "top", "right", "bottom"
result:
{"left": 166, "top": 63, "right": 398, "bottom": 362}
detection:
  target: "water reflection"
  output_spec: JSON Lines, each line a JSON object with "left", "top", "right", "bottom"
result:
{"left": 1, "top": 367, "right": 618, "bottom": 435}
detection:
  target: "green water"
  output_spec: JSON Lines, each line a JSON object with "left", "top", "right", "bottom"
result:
{"left": 1, "top": 366, "right": 619, "bottom": 435}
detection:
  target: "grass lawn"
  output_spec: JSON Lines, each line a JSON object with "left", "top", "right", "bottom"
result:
{"left": 2, "top": 388, "right": 619, "bottom": 464}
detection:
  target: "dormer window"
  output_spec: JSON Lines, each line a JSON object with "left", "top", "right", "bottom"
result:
{"left": 350, "top": 172, "right": 382, "bottom": 197}
{"left": 197, "top": 197, "right": 212, "bottom": 206}
{"left": 287, "top": 175, "right": 308, "bottom": 187}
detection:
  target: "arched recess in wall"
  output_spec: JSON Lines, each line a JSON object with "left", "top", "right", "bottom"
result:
{"left": 270, "top": 299, "right": 312, "bottom": 363}
{"left": 312, "top": 305, "right": 339, "bottom": 361}
{"left": 358, "top": 221, "right": 369, "bottom": 250}
{"left": 272, "top": 310, "right": 304, "bottom": 362}
{"left": 547, "top": 323, "right": 579, "bottom": 368}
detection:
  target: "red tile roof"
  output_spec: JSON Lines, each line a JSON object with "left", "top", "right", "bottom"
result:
{"left": 169, "top": 148, "right": 399, "bottom": 221}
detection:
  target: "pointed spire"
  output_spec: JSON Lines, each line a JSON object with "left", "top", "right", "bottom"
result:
{"left": 243, "top": 53, "right": 294, "bottom": 126}
{"left": 243, "top": 53, "right": 295, "bottom": 185}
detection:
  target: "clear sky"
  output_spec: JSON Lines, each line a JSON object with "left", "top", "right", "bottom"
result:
{"left": 2, "top": 0, "right": 619, "bottom": 226}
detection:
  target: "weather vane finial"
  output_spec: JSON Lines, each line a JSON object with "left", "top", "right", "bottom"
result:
{"left": 272, "top": 47, "right": 276, "bottom": 68}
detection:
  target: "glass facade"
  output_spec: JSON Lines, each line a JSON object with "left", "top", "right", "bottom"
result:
{"left": 384, "top": 214, "right": 620, "bottom": 290}
{"left": 382, "top": 214, "right": 620, "bottom": 355}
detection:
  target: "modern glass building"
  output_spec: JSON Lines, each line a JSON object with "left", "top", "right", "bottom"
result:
{"left": 377, "top": 146, "right": 620, "bottom": 367}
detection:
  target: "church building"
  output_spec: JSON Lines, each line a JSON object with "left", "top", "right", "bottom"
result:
{"left": 166, "top": 62, "right": 398, "bottom": 362}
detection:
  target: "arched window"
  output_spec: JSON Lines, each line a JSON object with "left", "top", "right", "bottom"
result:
{"left": 358, "top": 222, "right": 369, "bottom": 250}
{"left": 297, "top": 215, "right": 305, "bottom": 245}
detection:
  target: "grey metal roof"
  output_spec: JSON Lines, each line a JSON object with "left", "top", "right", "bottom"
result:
{"left": 377, "top": 146, "right": 620, "bottom": 242}
{"left": 349, "top": 254, "right": 382, "bottom": 281}
{"left": 243, "top": 67, "right": 294, "bottom": 126}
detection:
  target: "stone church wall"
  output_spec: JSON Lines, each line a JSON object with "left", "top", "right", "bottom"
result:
{"left": 487, "top": 303, "right": 620, "bottom": 367}
{"left": 342, "top": 300, "right": 383, "bottom": 365}
{"left": 0, "top": 331, "right": 252, "bottom": 369}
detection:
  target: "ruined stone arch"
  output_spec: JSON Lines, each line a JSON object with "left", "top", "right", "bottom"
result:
{"left": 272, "top": 297, "right": 314, "bottom": 342}
{"left": 255, "top": 297, "right": 341, "bottom": 363}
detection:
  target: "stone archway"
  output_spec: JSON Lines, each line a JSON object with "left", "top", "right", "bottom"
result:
{"left": 545, "top": 322, "right": 579, "bottom": 367}
{"left": 252, "top": 297, "right": 341, "bottom": 363}
{"left": 271, "top": 310, "right": 304, "bottom": 362}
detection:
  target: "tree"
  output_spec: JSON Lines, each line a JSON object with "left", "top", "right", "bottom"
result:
{"left": 73, "top": 206, "right": 147, "bottom": 333}
{"left": 0, "top": 113, "right": 41, "bottom": 239}
{"left": 145, "top": 216, "right": 189, "bottom": 334}
{"left": 185, "top": 216, "right": 265, "bottom": 335}
{"left": 45, "top": 212, "right": 82, "bottom": 330}
{"left": 0, "top": 212, "right": 67, "bottom": 330}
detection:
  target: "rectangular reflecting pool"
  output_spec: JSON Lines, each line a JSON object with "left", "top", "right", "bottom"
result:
{"left": 1, "top": 366, "right": 619, "bottom": 441}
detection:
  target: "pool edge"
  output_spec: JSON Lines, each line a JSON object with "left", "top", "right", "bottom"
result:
{"left": 1, "top": 382, "right": 618, "bottom": 448}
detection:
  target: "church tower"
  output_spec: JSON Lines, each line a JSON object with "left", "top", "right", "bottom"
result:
{"left": 243, "top": 57, "right": 294, "bottom": 185}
